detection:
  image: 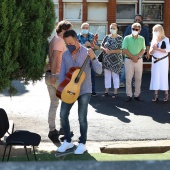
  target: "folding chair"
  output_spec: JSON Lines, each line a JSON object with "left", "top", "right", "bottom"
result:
{"left": 0, "top": 108, "right": 41, "bottom": 161}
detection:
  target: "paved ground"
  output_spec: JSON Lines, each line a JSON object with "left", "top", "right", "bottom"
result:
{"left": 1, "top": 71, "right": 170, "bottom": 145}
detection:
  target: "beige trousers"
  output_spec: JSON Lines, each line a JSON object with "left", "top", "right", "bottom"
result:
{"left": 45, "top": 71, "right": 60, "bottom": 131}
{"left": 124, "top": 58, "right": 143, "bottom": 97}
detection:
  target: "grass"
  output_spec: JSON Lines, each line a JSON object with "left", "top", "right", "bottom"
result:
{"left": 2, "top": 150, "right": 170, "bottom": 162}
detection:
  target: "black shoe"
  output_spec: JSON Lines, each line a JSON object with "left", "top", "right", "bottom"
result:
{"left": 125, "top": 96, "right": 132, "bottom": 102}
{"left": 91, "top": 92, "right": 97, "bottom": 96}
{"left": 48, "top": 129, "right": 60, "bottom": 143}
{"left": 134, "top": 96, "right": 144, "bottom": 102}
{"left": 59, "top": 128, "right": 64, "bottom": 135}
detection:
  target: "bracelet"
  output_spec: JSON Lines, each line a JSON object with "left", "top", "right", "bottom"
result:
{"left": 51, "top": 73, "right": 57, "bottom": 76}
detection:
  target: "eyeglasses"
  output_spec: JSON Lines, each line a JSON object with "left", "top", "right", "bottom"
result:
{"left": 132, "top": 28, "right": 139, "bottom": 31}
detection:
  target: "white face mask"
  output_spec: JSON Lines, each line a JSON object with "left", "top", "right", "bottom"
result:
{"left": 132, "top": 30, "right": 138, "bottom": 36}
{"left": 110, "top": 29, "right": 117, "bottom": 35}
{"left": 153, "top": 31, "right": 159, "bottom": 37}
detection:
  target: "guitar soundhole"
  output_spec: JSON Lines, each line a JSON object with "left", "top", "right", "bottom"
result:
{"left": 67, "top": 90, "right": 75, "bottom": 95}
{"left": 75, "top": 77, "right": 79, "bottom": 83}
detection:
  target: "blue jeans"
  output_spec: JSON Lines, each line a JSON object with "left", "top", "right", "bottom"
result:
{"left": 91, "top": 68, "right": 96, "bottom": 93}
{"left": 60, "top": 93, "right": 91, "bottom": 144}
{"left": 120, "top": 64, "right": 126, "bottom": 83}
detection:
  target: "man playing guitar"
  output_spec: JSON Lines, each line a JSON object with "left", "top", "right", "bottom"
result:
{"left": 57, "top": 30, "right": 102, "bottom": 154}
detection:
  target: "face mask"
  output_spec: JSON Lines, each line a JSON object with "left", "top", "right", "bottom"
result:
{"left": 81, "top": 29, "right": 88, "bottom": 35}
{"left": 132, "top": 30, "right": 138, "bottom": 36}
{"left": 110, "top": 29, "right": 117, "bottom": 35}
{"left": 153, "top": 31, "right": 159, "bottom": 37}
{"left": 67, "top": 44, "right": 76, "bottom": 53}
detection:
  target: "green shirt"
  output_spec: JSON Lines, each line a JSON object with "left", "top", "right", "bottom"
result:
{"left": 122, "top": 34, "right": 146, "bottom": 57}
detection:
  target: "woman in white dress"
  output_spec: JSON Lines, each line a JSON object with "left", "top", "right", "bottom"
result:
{"left": 149, "top": 24, "right": 170, "bottom": 102}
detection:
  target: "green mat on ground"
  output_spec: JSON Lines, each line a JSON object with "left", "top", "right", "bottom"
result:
{"left": 1, "top": 151, "right": 170, "bottom": 162}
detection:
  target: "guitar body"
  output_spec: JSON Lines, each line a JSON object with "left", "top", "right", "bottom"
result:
{"left": 56, "top": 67, "right": 78, "bottom": 99}
{"left": 61, "top": 69, "right": 86, "bottom": 104}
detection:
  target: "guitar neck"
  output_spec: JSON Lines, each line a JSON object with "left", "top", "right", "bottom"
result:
{"left": 75, "top": 55, "right": 90, "bottom": 83}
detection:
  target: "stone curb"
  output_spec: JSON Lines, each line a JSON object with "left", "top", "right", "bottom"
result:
{"left": 1, "top": 140, "right": 170, "bottom": 158}
{"left": 37, "top": 140, "right": 170, "bottom": 154}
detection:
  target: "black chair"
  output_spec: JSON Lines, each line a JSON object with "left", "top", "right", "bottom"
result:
{"left": 0, "top": 108, "right": 41, "bottom": 161}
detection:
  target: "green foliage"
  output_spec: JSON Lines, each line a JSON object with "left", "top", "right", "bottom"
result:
{"left": 0, "top": 0, "right": 55, "bottom": 93}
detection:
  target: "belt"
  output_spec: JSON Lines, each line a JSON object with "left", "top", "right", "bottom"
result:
{"left": 126, "top": 57, "right": 142, "bottom": 60}
{"left": 152, "top": 55, "right": 168, "bottom": 63}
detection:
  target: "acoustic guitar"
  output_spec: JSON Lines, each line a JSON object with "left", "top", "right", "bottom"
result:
{"left": 56, "top": 34, "right": 98, "bottom": 104}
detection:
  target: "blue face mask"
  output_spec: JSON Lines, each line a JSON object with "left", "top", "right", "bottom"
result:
{"left": 81, "top": 29, "right": 88, "bottom": 35}
{"left": 67, "top": 44, "right": 76, "bottom": 53}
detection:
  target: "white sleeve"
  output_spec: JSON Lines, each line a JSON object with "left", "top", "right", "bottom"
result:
{"left": 165, "top": 37, "right": 170, "bottom": 53}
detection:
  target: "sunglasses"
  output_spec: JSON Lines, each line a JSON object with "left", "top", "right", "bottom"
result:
{"left": 132, "top": 28, "right": 139, "bottom": 31}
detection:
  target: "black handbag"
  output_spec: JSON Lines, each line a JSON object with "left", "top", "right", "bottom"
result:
{"left": 98, "top": 51, "right": 104, "bottom": 62}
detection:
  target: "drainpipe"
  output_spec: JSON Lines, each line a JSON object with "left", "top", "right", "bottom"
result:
{"left": 139, "top": 0, "right": 142, "bottom": 15}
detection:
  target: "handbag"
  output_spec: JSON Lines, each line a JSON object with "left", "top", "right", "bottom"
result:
{"left": 98, "top": 51, "right": 104, "bottom": 62}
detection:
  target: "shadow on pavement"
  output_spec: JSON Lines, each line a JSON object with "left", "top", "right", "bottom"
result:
{"left": 0, "top": 80, "right": 29, "bottom": 96}
{"left": 89, "top": 71, "right": 170, "bottom": 124}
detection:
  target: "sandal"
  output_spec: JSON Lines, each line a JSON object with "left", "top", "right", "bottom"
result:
{"left": 152, "top": 94, "right": 158, "bottom": 102}
{"left": 102, "top": 93, "right": 109, "bottom": 97}
{"left": 163, "top": 94, "right": 169, "bottom": 102}
{"left": 112, "top": 94, "right": 118, "bottom": 99}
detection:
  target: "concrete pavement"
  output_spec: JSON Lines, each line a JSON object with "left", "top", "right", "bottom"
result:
{"left": 1, "top": 71, "right": 170, "bottom": 155}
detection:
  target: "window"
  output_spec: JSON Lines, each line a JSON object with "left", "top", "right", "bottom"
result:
{"left": 63, "top": 3, "right": 82, "bottom": 21}
{"left": 118, "top": 24, "right": 129, "bottom": 37}
{"left": 89, "top": 25, "right": 107, "bottom": 42}
{"left": 87, "top": 3, "right": 107, "bottom": 21}
{"left": 54, "top": 4, "right": 58, "bottom": 22}
{"left": 53, "top": 0, "right": 58, "bottom": 22}
{"left": 142, "top": 4, "right": 163, "bottom": 21}
{"left": 116, "top": 4, "right": 136, "bottom": 19}
{"left": 87, "top": 2, "right": 107, "bottom": 42}
{"left": 142, "top": 1, "right": 164, "bottom": 42}
{"left": 116, "top": 1, "right": 137, "bottom": 24}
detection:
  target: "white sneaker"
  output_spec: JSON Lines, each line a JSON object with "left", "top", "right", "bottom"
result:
{"left": 57, "top": 140, "right": 74, "bottom": 153}
{"left": 74, "top": 143, "right": 87, "bottom": 154}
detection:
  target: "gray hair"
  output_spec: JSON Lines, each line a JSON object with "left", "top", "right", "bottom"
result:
{"left": 132, "top": 23, "right": 141, "bottom": 29}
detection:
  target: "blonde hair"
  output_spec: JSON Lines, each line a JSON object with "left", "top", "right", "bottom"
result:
{"left": 152, "top": 24, "right": 165, "bottom": 39}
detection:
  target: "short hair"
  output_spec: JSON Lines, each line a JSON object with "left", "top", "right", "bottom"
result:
{"left": 110, "top": 23, "right": 119, "bottom": 31}
{"left": 56, "top": 20, "right": 72, "bottom": 34}
{"left": 135, "top": 14, "right": 143, "bottom": 20}
{"left": 132, "top": 23, "right": 141, "bottom": 29}
{"left": 63, "top": 30, "right": 78, "bottom": 39}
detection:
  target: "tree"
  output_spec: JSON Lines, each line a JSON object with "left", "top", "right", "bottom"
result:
{"left": 0, "top": 0, "right": 56, "bottom": 95}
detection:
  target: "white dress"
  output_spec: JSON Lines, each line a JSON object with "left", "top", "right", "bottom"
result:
{"left": 150, "top": 37, "right": 170, "bottom": 90}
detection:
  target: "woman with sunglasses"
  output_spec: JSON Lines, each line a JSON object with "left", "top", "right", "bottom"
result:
{"left": 149, "top": 24, "right": 170, "bottom": 102}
